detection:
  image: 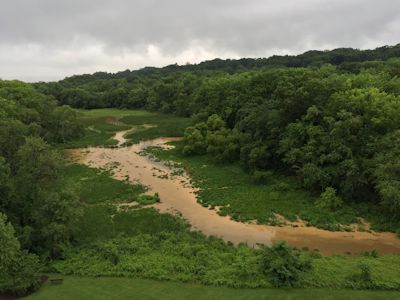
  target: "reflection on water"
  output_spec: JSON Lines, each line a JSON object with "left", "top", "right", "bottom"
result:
{"left": 67, "top": 130, "right": 400, "bottom": 255}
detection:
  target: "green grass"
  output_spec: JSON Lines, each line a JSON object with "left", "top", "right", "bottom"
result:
{"left": 63, "top": 164, "right": 145, "bottom": 205}
{"left": 56, "top": 157, "right": 400, "bottom": 291}
{"left": 61, "top": 126, "right": 120, "bottom": 148}
{"left": 64, "top": 109, "right": 147, "bottom": 148}
{"left": 53, "top": 231, "right": 400, "bottom": 289}
{"left": 61, "top": 163, "right": 185, "bottom": 244}
{"left": 65, "top": 109, "right": 398, "bottom": 231}
{"left": 55, "top": 109, "right": 400, "bottom": 292}
{"left": 145, "top": 142, "right": 392, "bottom": 231}
{"left": 121, "top": 114, "right": 193, "bottom": 143}
{"left": 24, "top": 276, "right": 400, "bottom": 300}
{"left": 73, "top": 206, "right": 188, "bottom": 244}
{"left": 62, "top": 108, "right": 192, "bottom": 148}
{"left": 136, "top": 193, "right": 160, "bottom": 205}
{"left": 76, "top": 108, "right": 156, "bottom": 118}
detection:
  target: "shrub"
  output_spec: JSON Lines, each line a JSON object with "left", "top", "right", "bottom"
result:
{"left": 347, "top": 263, "right": 376, "bottom": 289}
{"left": 315, "top": 187, "right": 343, "bottom": 211}
{"left": 183, "top": 115, "right": 240, "bottom": 162}
{"left": 182, "top": 125, "right": 207, "bottom": 155}
{"left": 271, "top": 182, "right": 291, "bottom": 191}
{"left": 359, "top": 263, "right": 372, "bottom": 282}
{"left": 97, "top": 241, "right": 120, "bottom": 265}
{"left": 0, "top": 251, "right": 42, "bottom": 296}
{"left": 363, "top": 250, "right": 379, "bottom": 258}
{"left": 261, "top": 241, "right": 312, "bottom": 287}
{"left": 252, "top": 170, "right": 273, "bottom": 184}
{"left": 136, "top": 193, "right": 160, "bottom": 205}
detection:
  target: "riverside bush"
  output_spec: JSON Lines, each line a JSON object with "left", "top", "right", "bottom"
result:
{"left": 262, "top": 241, "right": 312, "bottom": 287}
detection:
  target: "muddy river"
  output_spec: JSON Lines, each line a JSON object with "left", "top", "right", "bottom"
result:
{"left": 68, "top": 129, "right": 400, "bottom": 255}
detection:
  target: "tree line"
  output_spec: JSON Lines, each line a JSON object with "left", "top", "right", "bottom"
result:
{"left": 0, "top": 80, "right": 83, "bottom": 295}
{"left": 2, "top": 44, "right": 400, "bottom": 294}
{"left": 34, "top": 44, "right": 400, "bottom": 109}
{"left": 34, "top": 45, "right": 400, "bottom": 222}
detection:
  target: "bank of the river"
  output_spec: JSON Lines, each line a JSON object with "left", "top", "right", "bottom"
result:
{"left": 47, "top": 109, "right": 400, "bottom": 293}
{"left": 67, "top": 128, "right": 400, "bottom": 255}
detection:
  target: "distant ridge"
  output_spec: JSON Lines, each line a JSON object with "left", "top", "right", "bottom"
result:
{"left": 56, "top": 43, "right": 400, "bottom": 82}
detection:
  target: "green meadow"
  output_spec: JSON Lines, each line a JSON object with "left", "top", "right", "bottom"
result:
{"left": 24, "top": 276, "right": 400, "bottom": 300}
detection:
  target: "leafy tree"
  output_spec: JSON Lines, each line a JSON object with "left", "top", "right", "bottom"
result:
{"left": 183, "top": 123, "right": 208, "bottom": 155}
{"left": 45, "top": 105, "right": 84, "bottom": 143}
{"left": 206, "top": 128, "right": 240, "bottom": 162}
{"left": 0, "top": 118, "right": 27, "bottom": 165}
{"left": 206, "top": 114, "right": 226, "bottom": 131}
{"left": 183, "top": 114, "right": 240, "bottom": 161}
{"left": 261, "top": 241, "right": 312, "bottom": 287}
{"left": 280, "top": 88, "right": 400, "bottom": 202}
{"left": 126, "top": 86, "right": 148, "bottom": 108}
{"left": 59, "top": 87, "right": 95, "bottom": 108}
{"left": 0, "top": 213, "right": 41, "bottom": 296}
{"left": 373, "top": 130, "right": 400, "bottom": 215}
{"left": 0, "top": 157, "right": 12, "bottom": 212}
{"left": 13, "top": 137, "right": 82, "bottom": 257}
{"left": 315, "top": 187, "right": 343, "bottom": 211}
{"left": 15, "top": 137, "right": 62, "bottom": 201}
{"left": 35, "top": 188, "right": 82, "bottom": 257}
{"left": 26, "top": 45, "right": 400, "bottom": 220}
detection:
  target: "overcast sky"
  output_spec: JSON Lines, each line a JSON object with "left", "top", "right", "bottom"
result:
{"left": 1, "top": 0, "right": 399, "bottom": 82}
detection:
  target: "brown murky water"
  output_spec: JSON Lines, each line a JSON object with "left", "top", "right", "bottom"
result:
{"left": 67, "top": 130, "right": 400, "bottom": 255}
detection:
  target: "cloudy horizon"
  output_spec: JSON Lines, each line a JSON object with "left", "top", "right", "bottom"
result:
{"left": 1, "top": 0, "right": 400, "bottom": 82}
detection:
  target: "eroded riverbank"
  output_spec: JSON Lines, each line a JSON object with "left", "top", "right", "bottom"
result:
{"left": 67, "top": 130, "right": 400, "bottom": 255}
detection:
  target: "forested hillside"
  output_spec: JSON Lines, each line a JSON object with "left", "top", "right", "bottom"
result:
{"left": 2, "top": 43, "right": 400, "bottom": 297}
{"left": 0, "top": 81, "right": 83, "bottom": 295}
{"left": 33, "top": 44, "right": 400, "bottom": 111}
{"left": 3, "top": 0, "right": 400, "bottom": 295}
{"left": 35, "top": 44, "right": 400, "bottom": 223}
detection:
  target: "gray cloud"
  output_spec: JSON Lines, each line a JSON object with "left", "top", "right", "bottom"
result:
{"left": 0, "top": 0, "right": 399, "bottom": 81}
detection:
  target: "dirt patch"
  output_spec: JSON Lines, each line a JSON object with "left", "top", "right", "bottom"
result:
{"left": 271, "top": 213, "right": 307, "bottom": 227}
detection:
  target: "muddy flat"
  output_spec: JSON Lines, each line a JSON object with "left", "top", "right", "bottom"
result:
{"left": 67, "top": 130, "right": 400, "bottom": 255}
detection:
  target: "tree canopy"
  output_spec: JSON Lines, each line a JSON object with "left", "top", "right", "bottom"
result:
{"left": 0, "top": 80, "right": 84, "bottom": 294}
{"left": 33, "top": 45, "right": 400, "bottom": 220}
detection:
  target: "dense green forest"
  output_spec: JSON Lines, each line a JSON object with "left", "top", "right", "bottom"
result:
{"left": 2, "top": 44, "right": 400, "bottom": 298}
{"left": 0, "top": 81, "right": 83, "bottom": 295}
{"left": 35, "top": 44, "right": 400, "bottom": 221}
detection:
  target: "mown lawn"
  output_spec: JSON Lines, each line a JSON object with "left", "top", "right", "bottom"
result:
{"left": 24, "top": 276, "right": 400, "bottom": 300}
